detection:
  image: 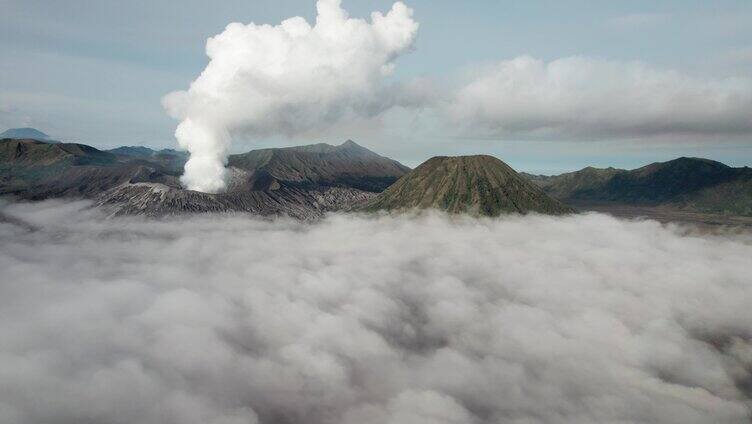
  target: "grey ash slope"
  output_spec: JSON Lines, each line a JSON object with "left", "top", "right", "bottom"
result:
{"left": 0, "top": 138, "right": 409, "bottom": 218}
{"left": 528, "top": 157, "right": 752, "bottom": 216}
{"left": 365, "top": 155, "right": 574, "bottom": 216}
{"left": 102, "top": 140, "right": 410, "bottom": 217}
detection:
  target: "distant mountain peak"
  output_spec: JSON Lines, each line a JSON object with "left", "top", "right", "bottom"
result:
{"left": 664, "top": 156, "right": 728, "bottom": 168}
{"left": 336, "top": 139, "right": 373, "bottom": 154}
{"left": 0, "top": 127, "right": 51, "bottom": 140}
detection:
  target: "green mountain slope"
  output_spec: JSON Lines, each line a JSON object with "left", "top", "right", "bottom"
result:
{"left": 527, "top": 157, "right": 752, "bottom": 216}
{"left": 365, "top": 155, "right": 574, "bottom": 216}
{"left": 0, "top": 138, "right": 179, "bottom": 198}
{"left": 525, "top": 167, "right": 627, "bottom": 200}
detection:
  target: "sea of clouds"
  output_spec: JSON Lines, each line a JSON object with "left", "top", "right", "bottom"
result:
{"left": 1, "top": 199, "right": 751, "bottom": 424}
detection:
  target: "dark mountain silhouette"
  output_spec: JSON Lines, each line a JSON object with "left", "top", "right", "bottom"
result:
{"left": 0, "top": 127, "right": 59, "bottom": 143}
{"left": 364, "top": 155, "right": 574, "bottom": 216}
{"left": 228, "top": 139, "right": 409, "bottom": 192}
{"left": 527, "top": 157, "right": 752, "bottom": 216}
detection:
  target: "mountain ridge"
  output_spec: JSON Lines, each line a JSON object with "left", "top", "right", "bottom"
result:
{"left": 0, "top": 138, "right": 409, "bottom": 218}
{"left": 227, "top": 140, "right": 410, "bottom": 192}
{"left": 4, "top": 136, "right": 751, "bottom": 218}
{"left": 526, "top": 157, "right": 752, "bottom": 216}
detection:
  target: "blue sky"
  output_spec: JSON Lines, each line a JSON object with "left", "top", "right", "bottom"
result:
{"left": 1, "top": 0, "right": 752, "bottom": 173}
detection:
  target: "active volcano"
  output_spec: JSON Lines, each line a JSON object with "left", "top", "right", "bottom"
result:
{"left": 365, "top": 155, "right": 574, "bottom": 216}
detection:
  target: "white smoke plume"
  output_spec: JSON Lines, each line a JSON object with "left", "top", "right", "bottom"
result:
{"left": 163, "top": 0, "right": 418, "bottom": 193}
{"left": 1, "top": 199, "right": 751, "bottom": 424}
{"left": 446, "top": 56, "right": 752, "bottom": 140}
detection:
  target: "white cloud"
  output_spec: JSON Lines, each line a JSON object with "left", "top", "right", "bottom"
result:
{"left": 1, "top": 199, "right": 751, "bottom": 424}
{"left": 163, "top": 0, "right": 418, "bottom": 193}
{"left": 444, "top": 56, "right": 752, "bottom": 141}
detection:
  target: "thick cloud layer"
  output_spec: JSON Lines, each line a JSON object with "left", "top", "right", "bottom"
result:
{"left": 1, "top": 200, "right": 751, "bottom": 424}
{"left": 163, "top": 0, "right": 418, "bottom": 192}
{"left": 446, "top": 56, "right": 752, "bottom": 140}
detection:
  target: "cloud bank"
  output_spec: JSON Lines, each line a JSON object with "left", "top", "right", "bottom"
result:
{"left": 445, "top": 56, "right": 752, "bottom": 140}
{"left": 1, "top": 200, "right": 751, "bottom": 424}
{"left": 163, "top": 0, "right": 418, "bottom": 193}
